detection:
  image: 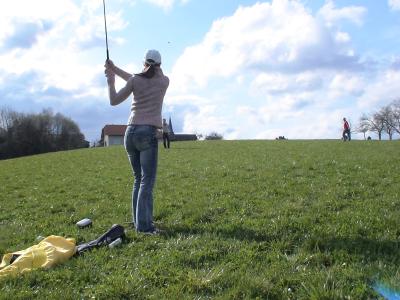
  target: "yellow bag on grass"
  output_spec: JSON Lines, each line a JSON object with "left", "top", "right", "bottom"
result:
{"left": 0, "top": 235, "right": 76, "bottom": 279}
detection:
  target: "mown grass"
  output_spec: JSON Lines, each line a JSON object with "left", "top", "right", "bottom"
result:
{"left": 0, "top": 140, "right": 399, "bottom": 299}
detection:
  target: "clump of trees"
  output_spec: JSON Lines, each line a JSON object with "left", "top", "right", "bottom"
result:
{"left": 0, "top": 107, "right": 88, "bottom": 160}
{"left": 358, "top": 100, "right": 400, "bottom": 140}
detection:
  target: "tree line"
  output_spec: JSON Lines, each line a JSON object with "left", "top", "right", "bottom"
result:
{"left": 358, "top": 100, "right": 400, "bottom": 140}
{"left": 0, "top": 107, "right": 88, "bottom": 160}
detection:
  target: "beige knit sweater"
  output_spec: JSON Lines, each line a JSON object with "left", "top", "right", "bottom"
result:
{"left": 109, "top": 68, "right": 169, "bottom": 128}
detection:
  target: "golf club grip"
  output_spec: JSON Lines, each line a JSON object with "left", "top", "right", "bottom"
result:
{"left": 107, "top": 49, "right": 109, "bottom": 61}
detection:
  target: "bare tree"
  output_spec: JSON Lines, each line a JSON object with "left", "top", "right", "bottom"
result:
{"left": 360, "top": 113, "right": 385, "bottom": 140}
{"left": 357, "top": 117, "right": 370, "bottom": 140}
{"left": 379, "top": 105, "right": 395, "bottom": 140}
{"left": 0, "top": 107, "right": 16, "bottom": 131}
{"left": 373, "top": 112, "right": 386, "bottom": 140}
{"left": 388, "top": 99, "right": 400, "bottom": 134}
{"left": 359, "top": 100, "right": 400, "bottom": 140}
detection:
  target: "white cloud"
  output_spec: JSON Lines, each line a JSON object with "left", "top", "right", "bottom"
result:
{"left": 250, "top": 71, "right": 322, "bottom": 95}
{"left": 317, "top": 0, "right": 367, "bottom": 27}
{"left": 0, "top": 0, "right": 78, "bottom": 20}
{"left": 0, "top": 0, "right": 127, "bottom": 93}
{"left": 143, "top": 0, "right": 189, "bottom": 10}
{"left": 328, "top": 73, "right": 365, "bottom": 99}
{"left": 165, "top": 94, "right": 210, "bottom": 106}
{"left": 357, "top": 69, "right": 400, "bottom": 109}
{"left": 335, "top": 31, "right": 351, "bottom": 43}
{"left": 237, "top": 106, "right": 267, "bottom": 126}
{"left": 388, "top": 0, "right": 400, "bottom": 11}
{"left": 167, "top": 0, "right": 376, "bottom": 139}
{"left": 182, "top": 105, "right": 231, "bottom": 136}
{"left": 0, "top": 0, "right": 394, "bottom": 141}
{"left": 0, "top": 0, "right": 364, "bottom": 141}
{"left": 169, "top": 0, "right": 362, "bottom": 94}
{"left": 0, "top": 0, "right": 78, "bottom": 43}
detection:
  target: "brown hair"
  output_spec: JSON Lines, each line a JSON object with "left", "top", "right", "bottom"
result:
{"left": 136, "top": 60, "right": 161, "bottom": 78}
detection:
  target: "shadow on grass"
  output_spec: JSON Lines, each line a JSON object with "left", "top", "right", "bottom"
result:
{"left": 161, "top": 223, "right": 274, "bottom": 243}
{"left": 162, "top": 224, "right": 400, "bottom": 263}
{"left": 165, "top": 147, "right": 201, "bottom": 150}
{"left": 305, "top": 236, "right": 400, "bottom": 263}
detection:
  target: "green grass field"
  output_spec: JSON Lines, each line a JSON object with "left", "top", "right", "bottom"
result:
{"left": 0, "top": 140, "right": 399, "bottom": 299}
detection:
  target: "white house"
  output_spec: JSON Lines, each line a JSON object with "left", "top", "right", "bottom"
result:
{"left": 101, "top": 125, "right": 127, "bottom": 147}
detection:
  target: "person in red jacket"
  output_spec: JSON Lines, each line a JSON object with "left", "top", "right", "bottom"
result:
{"left": 343, "top": 118, "right": 351, "bottom": 141}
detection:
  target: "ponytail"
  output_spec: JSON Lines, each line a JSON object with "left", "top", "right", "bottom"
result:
{"left": 138, "top": 65, "right": 155, "bottom": 78}
{"left": 136, "top": 61, "right": 160, "bottom": 79}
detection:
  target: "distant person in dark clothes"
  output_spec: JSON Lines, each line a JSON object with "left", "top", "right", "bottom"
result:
{"left": 162, "top": 118, "right": 170, "bottom": 149}
{"left": 343, "top": 117, "right": 351, "bottom": 141}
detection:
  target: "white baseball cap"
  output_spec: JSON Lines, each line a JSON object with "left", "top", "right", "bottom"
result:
{"left": 144, "top": 49, "right": 161, "bottom": 65}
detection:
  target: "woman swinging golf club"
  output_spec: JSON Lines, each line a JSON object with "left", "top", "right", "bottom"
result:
{"left": 104, "top": 50, "right": 169, "bottom": 233}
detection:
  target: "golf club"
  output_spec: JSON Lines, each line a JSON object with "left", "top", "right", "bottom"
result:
{"left": 102, "top": 0, "right": 109, "bottom": 61}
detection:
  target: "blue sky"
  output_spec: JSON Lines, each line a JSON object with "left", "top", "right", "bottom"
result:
{"left": 1, "top": 0, "right": 400, "bottom": 142}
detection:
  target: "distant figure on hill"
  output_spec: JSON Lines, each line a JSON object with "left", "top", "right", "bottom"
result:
{"left": 342, "top": 118, "right": 351, "bottom": 141}
{"left": 104, "top": 50, "right": 169, "bottom": 234}
{"left": 162, "top": 118, "right": 170, "bottom": 149}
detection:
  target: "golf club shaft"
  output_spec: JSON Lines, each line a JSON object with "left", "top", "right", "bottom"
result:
{"left": 102, "top": 0, "right": 109, "bottom": 61}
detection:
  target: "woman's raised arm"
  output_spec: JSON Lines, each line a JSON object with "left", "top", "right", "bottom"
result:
{"left": 105, "top": 60, "right": 132, "bottom": 81}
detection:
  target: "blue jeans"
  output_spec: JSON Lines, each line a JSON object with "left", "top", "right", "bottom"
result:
{"left": 343, "top": 129, "right": 351, "bottom": 141}
{"left": 124, "top": 125, "right": 158, "bottom": 232}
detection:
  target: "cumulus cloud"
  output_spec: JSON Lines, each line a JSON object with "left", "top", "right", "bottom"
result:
{"left": 1, "top": 20, "right": 53, "bottom": 51}
{"left": 169, "top": 0, "right": 364, "bottom": 94}
{"left": 143, "top": 0, "right": 189, "bottom": 10}
{"left": 388, "top": 0, "right": 400, "bottom": 11}
{"left": 391, "top": 57, "right": 400, "bottom": 69}
{"left": 0, "top": 0, "right": 131, "bottom": 141}
{"left": 0, "top": 1, "right": 77, "bottom": 48}
{"left": 182, "top": 105, "right": 233, "bottom": 136}
{"left": 166, "top": 0, "right": 384, "bottom": 140}
{"left": 250, "top": 72, "right": 323, "bottom": 95}
{"left": 0, "top": 0, "right": 126, "bottom": 92}
{"left": 328, "top": 73, "right": 365, "bottom": 99}
{"left": 0, "top": 71, "right": 43, "bottom": 103}
{"left": 317, "top": 0, "right": 367, "bottom": 27}
{"left": 0, "top": 0, "right": 394, "bottom": 141}
{"left": 335, "top": 31, "right": 351, "bottom": 43}
{"left": 0, "top": 0, "right": 188, "bottom": 142}
{"left": 357, "top": 69, "right": 400, "bottom": 109}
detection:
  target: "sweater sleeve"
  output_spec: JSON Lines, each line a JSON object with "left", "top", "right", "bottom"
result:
{"left": 109, "top": 76, "right": 134, "bottom": 106}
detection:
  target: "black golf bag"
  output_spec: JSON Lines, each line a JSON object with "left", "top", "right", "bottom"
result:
{"left": 76, "top": 224, "right": 125, "bottom": 255}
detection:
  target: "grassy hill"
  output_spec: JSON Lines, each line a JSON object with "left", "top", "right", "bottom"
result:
{"left": 0, "top": 140, "right": 399, "bottom": 299}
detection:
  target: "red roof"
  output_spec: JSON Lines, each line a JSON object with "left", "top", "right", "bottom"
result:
{"left": 102, "top": 125, "right": 127, "bottom": 137}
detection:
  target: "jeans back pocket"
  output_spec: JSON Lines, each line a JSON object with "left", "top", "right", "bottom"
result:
{"left": 133, "top": 134, "right": 154, "bottom": 151}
